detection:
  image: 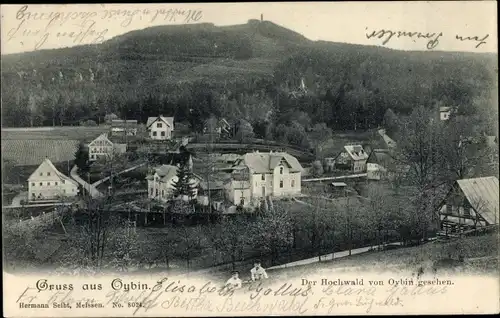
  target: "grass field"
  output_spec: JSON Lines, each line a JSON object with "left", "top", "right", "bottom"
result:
{"left": 203, "top": 232, "right": 499, "bottom": 283}
{"left": 1, "top": 126, "right": 110, "bottom": 166}
{"left": 1, "top": 125, "right": 109, "bottom": 140}
{"left": 2, "top": 139, "right": 80, "bottom": 167}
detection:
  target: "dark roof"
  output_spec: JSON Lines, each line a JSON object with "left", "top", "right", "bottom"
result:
{"left": 367, "top": 149, "right": 393, "bottom": 166}
{"left": 111, "top": 119, "right": 138, "bottom": 127}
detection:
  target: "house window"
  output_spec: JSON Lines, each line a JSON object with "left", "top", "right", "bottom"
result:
{"left": 280, "top": 167, "right": 283, "bottom": 174}
{"left": 47, "top": 182, "right": 51, "bottom": 186}
{"left": 31, "top": 183, "right": 35, "bottom": 186}
{"left": 446, "top": 203, "right": 452, "bottom": 214}
{"left": 55, "top": 182, "right": 58, "bottom": 186}
{"left": 463, "top": 205, "right": 471, "bottom": 216}
{"left": 47, "top": 172, "right": 51, "bottom": 176}
{"left": 157, "top": 123, "right": 162, "bottom": 128}
{"left": 162, "top": 190, "right": 165, "bottom": 197}
{"left": 291, "top": 180, "right": 295, "bottom": 187}
{"left": 63, "top": 189, "right": 66, "bottom": 193}
{"left": 40, "top": 182, "right": 43, "bottom": 186}
{"left": 32, "top": 193, "right": 36, "bottom": 198}
{"left": 240, "top": 197, "right": 245, "bottom": 206}
{"left": 150, "top": 188, "right": 154, "bottom": 196}
{"left": 161, "top": 131, "right": 165, "bottom": 137}
{"left": 261, "top": 174, "right": 265, "bottom": 181}
{"left": 153, "top": 131, "right": 157, "bottom": 136}
{"left": 39, "top": 172, "right": 43, "bottom": 176}
{"left": 62, "top": 180, "right": 65, "bottom": 184}
{"left": 280, "top": 180, "right": 283, "bottom": 188}
{"left": 156, "top": 189, "right": 159, "bottom": 196}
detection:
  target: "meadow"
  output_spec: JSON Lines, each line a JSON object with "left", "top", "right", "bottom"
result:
{"left": 1, "top": 125, "right": 109, "bottom": 140}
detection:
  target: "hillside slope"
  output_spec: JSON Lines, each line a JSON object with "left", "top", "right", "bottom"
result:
{"left": 1, "top": 20, "right": 497, "bottom": 129}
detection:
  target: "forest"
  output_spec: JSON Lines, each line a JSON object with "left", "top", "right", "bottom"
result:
{"left": 1, "top": 20, "right": 497, "bottom": 142}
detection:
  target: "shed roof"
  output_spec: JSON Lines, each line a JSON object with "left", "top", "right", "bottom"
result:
{"left": 457, "top": 176, "right": 499, "bottom": 224}
{"left": 111, "top": 119, "right": 138, "bottom": 127}
{"left": 331, "top": 182, "right": 347, "bottom": 187}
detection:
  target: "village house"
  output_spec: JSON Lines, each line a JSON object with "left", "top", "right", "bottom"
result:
{"left": 87, "top": 133, "right": 127, "bottom": 161}
{"left": 110, "top": 119, "right": 138, "bottom": 136}
{"left": 146, "top": 165, "right": 200, "bottom": 202}
{"left": 333, "top": 145, "right": 369, "bottom": 173}
{"left": 366, "top": 149, "right": 393, "bottom": 180}
{"left": 146, "top": 116, "right": 174, "bottom": 140}
{"left": 27, "top": 158, "right": 79, "bottom": 201}
{"left": 439, "top": 107, "right": 452, "bottom": 121}
{"left": 197, "top": 172, "right": 232, "bottom": 210}
{"left": 225, "top": 151, "right": 303, "bottom": 208}
{"left": 203, "top": 117, "right": 232, "bottom": 138}
{"left": 104, "top": 113, "right": 119, "bottom": 124}
{"left": 436, "top": 176, "right": 499, "bottom": 237}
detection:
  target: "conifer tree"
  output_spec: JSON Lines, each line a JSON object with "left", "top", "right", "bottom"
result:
{"left": 172, "top": 160, "right": 197, "bottom": 199}
{"left": 74, "top": 141, "right": 89, "bottom": 173}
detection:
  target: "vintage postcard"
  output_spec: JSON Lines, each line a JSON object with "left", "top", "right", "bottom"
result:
{"left": 1, "top": 1, "right": 499, "bottom": 316}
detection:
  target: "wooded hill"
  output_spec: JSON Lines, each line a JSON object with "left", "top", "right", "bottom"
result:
{"left": 1, "top": 20, "right": 497, "bottom": 133}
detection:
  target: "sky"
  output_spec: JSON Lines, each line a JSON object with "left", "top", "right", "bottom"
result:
{"left": 1, "top": 2, "right": 497, "bottom": 55}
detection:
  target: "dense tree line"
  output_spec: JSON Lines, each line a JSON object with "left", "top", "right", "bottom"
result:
{"left": 2, "top": 23, "right": 495, "bottom": 143}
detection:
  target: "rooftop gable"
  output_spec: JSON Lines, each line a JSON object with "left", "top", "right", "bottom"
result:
{"left": 146, "top": 165, "right": 178, "bottom": 182}
{"left": 146, "top": 116, "right": 174, "bottom": 129}
{"left": 242, "top": 151, "right": 303, "bottom": 174}
{"left": 27, "top": 158, "right": 78, "bottom": 186}
{"left": 89, "top": 133, "right": 113, "bottom": 146}
{"left": 344, "top": 145, "right": 369, "bottom": 161}
{"left": 367, "top": 149, "right": 393, "bottom": 166}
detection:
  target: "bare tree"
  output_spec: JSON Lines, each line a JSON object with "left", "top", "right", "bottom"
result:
{"left": 253, "top": 201, "right": 293, "bottom": 265}
{"left": 364, "top": 184, "right": 398, "bottom": 250}
{"left": 218, "top": 216, "right": 251, "bottom": 270}
{"left": 176, "top": 224, "right": 204, "bottom": 270}
{"left": 394, "top": 106, "right": 446, "bottom": 242}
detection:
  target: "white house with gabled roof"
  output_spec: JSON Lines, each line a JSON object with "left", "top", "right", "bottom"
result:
{"left": 333, "top": 144, "right": 369, "bottom": 173}
{"left": 88, "top": 133, "right": 127, "bottom": 161}
{"left": 28, "top": 158, "right": 79, "bottom": 201}
{"left": 225, "top": 151, "right": 303, "bottom": 207}
{"left": 145, "top": 164, "right": 199, "bottom": 202}
{"left": 146, "top": 116, "right": 174, "bottom": 140}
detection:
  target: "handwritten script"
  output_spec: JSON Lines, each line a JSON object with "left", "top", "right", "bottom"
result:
{"left": 365, "top": 27, "right": 489, "bottom": 50}
{"left": 6, "top": 5, "right": 203, "bottom": 51}
{"left": 13, "top": 277, "right": 451, "bottom": 315}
